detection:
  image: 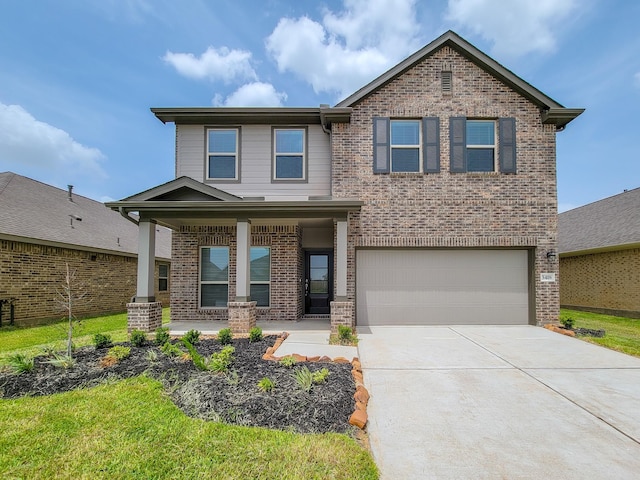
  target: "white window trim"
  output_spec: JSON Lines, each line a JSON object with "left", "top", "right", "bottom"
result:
{"left": 250, "top": 246, "right": 271, "bottom": 307}
{"left": 466, "top": 120, "right": 497, "bottom": 173}
{"left": 273, "top": 128, "right": 306, "bottom": 181}
{"left": 390, "top": 120, "right": 422, "bottom": 173}
{"left": 199, "top": 246, "right": 229, "bottom": 309}
{"left": 206, "top": 128, "right": 239, "bottom": 181}
{"left": 158, "top": 264, "right": 169, "bottom": 292}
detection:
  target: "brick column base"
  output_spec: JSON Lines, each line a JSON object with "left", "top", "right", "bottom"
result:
{"left": 126, "top": 302, "right": 162, "bottom": 332}
{"left": 330, "top": 301, "right": 354, "bottom": 335}
{"left": 228, "top": 301, "right": 257, "bottom": 334}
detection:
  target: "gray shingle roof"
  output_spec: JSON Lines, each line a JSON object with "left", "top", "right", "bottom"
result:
{"left": 558, "top": 187, "right": 640, "bottom": 255}
{"left": 0, "top": 172, "right": 171, "bottom": 259}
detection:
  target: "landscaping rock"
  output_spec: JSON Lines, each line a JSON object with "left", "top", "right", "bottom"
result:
{"left": 349, "top": 409, "right": 368, "bottom": 429}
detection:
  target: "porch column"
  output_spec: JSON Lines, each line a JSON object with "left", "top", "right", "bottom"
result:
{"left": 229, "top": 218, "right": 256, "bottom": 334}
{"left": 127, "top": 218, "right": 162, "bottom": 332}
{"left": 136, "top": 219, "right": 156, "bottom": 302}
{"left": 331, "top": 218, "right": 354, "bottom": 334}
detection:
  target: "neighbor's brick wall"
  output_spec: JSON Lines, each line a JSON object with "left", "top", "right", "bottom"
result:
{"left": 560, "top": 248, "right": 640, "bottom": 318}
{"left": 0, "top": 239, "right": 169, "bottom": 326}
{"left": 170, "top": 225, "right": 302, "bottom": 323}
{"left": 332, "top": 45, "right": 559, "bottom": 325}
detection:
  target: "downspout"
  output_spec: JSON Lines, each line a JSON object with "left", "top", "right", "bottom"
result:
{"left": 319, "top": 106, "right": 333, "bottom": 196}
{"left": 118, "top": 207, "right": 139, "bottom": 226}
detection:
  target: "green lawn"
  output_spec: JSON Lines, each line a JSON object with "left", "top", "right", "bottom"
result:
{"left": 0, "top": 311, "right": 378, "bottom": 479}
{"left": 560, "top": 308, "right": 640, "bottom": 357}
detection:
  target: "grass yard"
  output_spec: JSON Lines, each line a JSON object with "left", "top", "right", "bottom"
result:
{"left": 560, "top": 308, "right": 640, "bottom": 357}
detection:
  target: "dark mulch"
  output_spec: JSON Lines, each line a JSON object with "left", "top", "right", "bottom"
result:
{"left": 0, "top": 336, "right": 356, "bottom": 434}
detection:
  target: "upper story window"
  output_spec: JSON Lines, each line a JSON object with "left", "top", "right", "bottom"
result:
{"left": 391, "top": 120, "right": 421, "bottom": 172}
{"left": 207, "top": 129, "right": 238, "bottom": 180}
{"left": 273, "top": 128, "right": 306, "bottom": 181}
{"left": 466, "top": 120, "right": 496, "bottom": 172}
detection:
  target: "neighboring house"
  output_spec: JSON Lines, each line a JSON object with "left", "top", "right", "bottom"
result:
{"left": 559, "top": 188, "right": 640, "bottom": 318}
{"left": 0, "top": 172, "right": 171, "bottom": 326}
{"left": 107, "top": 30, "right": 583, "bottom": 333}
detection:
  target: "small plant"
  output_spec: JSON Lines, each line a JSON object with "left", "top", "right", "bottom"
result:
{"left": 560, "top": 317, "right": 575, "bottom": 330}
{"left": 47, "top": 353, "right": 76, "bottom": 369}
{"left": 7, "top": 353, "right": 35, "bottom": 374}
{"left": 331, "top": 325, "right": 358, "bottom": 345}
{"left": 182, "top": 338, "right": 208, "bottom": 371}
{"left": 210, "top": 345, "right": 235, "bottom": 373}
{"left": 279, "top": 356, "right": 297, "bottom": 368}
{"left": 312, "top": 368, "right": 330, "bottom": 385}
{"left": 93, "top": 333, "right": 113, "bottom": 349}
{"left": 130, "top": 329, "right": 148, "bottom": 347}
{"left": 293, "top": 366, "right": 314, "bottom": 392}
{"left": 107, "top": 345, "right": 131, "bottom": 361}
{"left": 155, "top": 327, "right": 171, "bottom": 345}
{"left": 183, "top": 329, "right": 201, "bottom": 345}
{"left": 257, "top": 377, "right": 274, "bottom": 392}
{"left": 39, "top": 344, "right": 57, "bottom": 357}
{"left": 248, "top": 326, "right": 263, "bottom": 343}
{"left": 226, "top": 370, "right": 242, "bottom": 385}
{"left": 160, "top": 341, "right": 183, "bottom": 357}
{"left": 146, "top": 349, "right": 159, "bottom": 362}
{"left": 217, "top": 328, "right": 232, "bottom": 345}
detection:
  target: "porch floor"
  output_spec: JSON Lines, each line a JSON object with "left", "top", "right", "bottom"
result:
{"left": 166, "top": 318, "right": 358, "bottom": 361}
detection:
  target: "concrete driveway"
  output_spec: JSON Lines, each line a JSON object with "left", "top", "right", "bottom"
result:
{"left": 357, "top": 325, "right": 640, "bottom": 479}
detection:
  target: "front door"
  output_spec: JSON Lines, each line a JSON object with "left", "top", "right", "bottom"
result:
{"left": 304, "top": 251, "right": 333, "bottom": 314}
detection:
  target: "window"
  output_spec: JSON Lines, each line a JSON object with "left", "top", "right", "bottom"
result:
{"left": 466, "top": 120, "right": 495, "bottom": 172}
{"left": 250, "top": 247, "right": 270, "bottom": 307}
{"left": 200, "top": 247, "right": 229, "bottom": 307}
{"left": 274, "top": 128, "right": 305, "bottom": 180}
{"left": 391, "top": 120, "right": 421, "bottom": 172}
{"left": 207, "top": 129, "right": 238, "bottom": 180}
{"left": 158, "top": 264, "right": 169, "bottom": 292}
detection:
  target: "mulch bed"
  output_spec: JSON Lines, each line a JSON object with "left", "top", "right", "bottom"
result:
{"left": 0, "top": 336, "right": 356, "bottom": 434}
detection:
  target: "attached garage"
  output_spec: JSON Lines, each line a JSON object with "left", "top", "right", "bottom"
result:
{"left": 356, "top": 249, "right": 531, "bottom": 326}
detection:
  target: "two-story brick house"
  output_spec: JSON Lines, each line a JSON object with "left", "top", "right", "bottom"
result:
{"left": 107, "top": 30, "right": 582, "bottom": 333}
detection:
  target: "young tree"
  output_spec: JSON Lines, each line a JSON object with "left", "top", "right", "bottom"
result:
{"left": 55, "top": 263, "right": 90, "bottom": 357}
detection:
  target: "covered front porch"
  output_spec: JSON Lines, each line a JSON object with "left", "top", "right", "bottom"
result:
{"left": 106, "top": 177, "right": 362, "bottom": 335}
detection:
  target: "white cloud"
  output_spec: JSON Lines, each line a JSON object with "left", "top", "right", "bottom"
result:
{"left": 266, "top": 0, "right": 422, "bottom": 99}
{"left": 445, "top": 0, "right": 578, "bottom": 58}
{"left": 0, "top": 103, "right": 107, "bottom": 178}
{"left": 163, "top": 46, "right": 257, "bottom": 83}
{"left": 213, "top": 82, "right": 287, "bottom": 107}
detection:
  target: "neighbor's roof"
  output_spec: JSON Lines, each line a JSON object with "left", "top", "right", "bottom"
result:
{"left": 558, "top": 187, "right": 640, "bottom": 256}
{"left": 336, "top": 30, "right": 583, "bottom": 129}
{"left": 0, "top": 172, "right": 171, "bottom": 259}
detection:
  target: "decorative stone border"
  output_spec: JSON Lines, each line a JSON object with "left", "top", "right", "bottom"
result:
{"left": 262, "top": 332, "right": 370, "bottom": 430}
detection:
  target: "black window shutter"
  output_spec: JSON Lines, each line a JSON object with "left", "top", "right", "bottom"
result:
{"left": 499, "top": 117, "right": 516, "bottom": 173}
{"left": 450, "top": 117, "right": 466, "bottom": 172}
{"left": 422, "top": 117, "right": 440, "bottom": 173}
{"left": 373, "top": 117, "right": 390, "bottom": 174}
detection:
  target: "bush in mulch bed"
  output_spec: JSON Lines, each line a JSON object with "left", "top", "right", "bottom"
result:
{"left": 0, "top": 336, "right": 356, "bottom": 434}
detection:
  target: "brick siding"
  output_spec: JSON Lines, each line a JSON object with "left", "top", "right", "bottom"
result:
{"left": 560, "top": 248, "right": 640, "bottom": 318}
{"left": 331, "top": 46, "right": 559, "bottom": 325}
{"left": 0, "top": 239, "right": 169, "bottom": 326}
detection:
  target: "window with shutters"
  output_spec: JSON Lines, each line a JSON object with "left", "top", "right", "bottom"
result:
{"left": 466, "top": 120, "right": 496, "bottom": 172}
{"left": 391, "top": 120, "right": 421, "bottom": 172}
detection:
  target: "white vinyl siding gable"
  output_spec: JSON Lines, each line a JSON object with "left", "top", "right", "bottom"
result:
{"left": 175, "top": 124, "right": 330, "bottom": 197}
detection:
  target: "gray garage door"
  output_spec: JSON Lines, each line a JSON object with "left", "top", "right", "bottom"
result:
{"left": 356, "top": 249, "right": 530, "bottom": 326}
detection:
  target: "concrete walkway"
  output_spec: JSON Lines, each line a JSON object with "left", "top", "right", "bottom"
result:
{"left": 357, "top": 325, "right": 640, "bottom": 479}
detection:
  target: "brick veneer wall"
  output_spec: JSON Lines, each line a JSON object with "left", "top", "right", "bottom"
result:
{"left": 560, "top": 248, "right": 640, "bottom": 318}
{"left": 331, "top": 45, "right": 560, "bottom": 325}
{"left": 0, "top": 239, "right": 169, "bottom": 326}
{"left": 170, "top": 225, "right": 302, "bottom": 323}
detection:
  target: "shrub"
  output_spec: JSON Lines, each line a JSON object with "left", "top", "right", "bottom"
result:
{"left": 7, "top": 353, "right": 34, "bottom": 374}
{"left": 183, "top": 329, "right": 201, "bottom": 345}
{"left": 182, "top": 338, "right": 208, "bottom": 371}
{"left": 560, "top": 317, "right": 575, "bottom": 330}
{"left": 93, "top": 333, "right": 113, "bottom": 349}
{"left": 248, "top": 327, "right": 263, "bottom": 343}
{"left": 46, "top": 353, "right": 76, "bottom": 369}
{"left": 279, "top": 356, "right": 297, "bottom": 368}
{"left": 338, "top": 325, "right": 354, "bottom": 341}
{"left": 217, "top": 328, "right": 232, "bottom": 345}
{"left": 160, "top": 341, "right": 183, "bottom": 357}
{"left": 130, "top": 329, "right": 147, "bottom": 347}
{"left": 107, "top": 345, "right": 131, "bottom": 361}
{"left": 146, "top": 349, "right": 159, "bottom": 362}
{"left": 312, "top": 368, "right": 330, "bottom": 385}
{"left": 257, "top": 377, "right": 274, "bottom": 392}
{"left": 293, "top": 366, "right": 314, "bottom": 392}
{"left": 210, "top": 345, "right": 235, "bottom": 373}
{"left": 155, "top": 327, "right": 170, "bottom": 345}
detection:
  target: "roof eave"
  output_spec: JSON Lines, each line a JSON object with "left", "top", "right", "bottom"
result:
{"left": 542, "top": 108, "right": 585, "bottom": 130}
{"left": 559, "top": 242, "right": 640, "bottom": 257}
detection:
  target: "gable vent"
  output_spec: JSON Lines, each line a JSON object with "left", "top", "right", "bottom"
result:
{"left": 441, "top": 71, "right": 452, "bottom": 93}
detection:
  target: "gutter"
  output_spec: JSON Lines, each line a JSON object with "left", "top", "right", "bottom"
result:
{"left": 119, "top": 207, "right": 139, "bottom": 226}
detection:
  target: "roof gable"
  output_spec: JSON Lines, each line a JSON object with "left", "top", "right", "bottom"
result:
{"left": 336, "top": 30, "right": 583, "bottom": 129}
{"left": 122, "top": 177, "right": 242, "bottom": 202}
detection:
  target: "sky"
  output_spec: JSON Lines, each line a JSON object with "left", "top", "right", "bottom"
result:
{"left": 0, "top": 0, "right": 638, "bottom": 213}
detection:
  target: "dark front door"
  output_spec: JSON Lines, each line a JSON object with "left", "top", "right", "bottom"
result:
{"left": 304, "top": 251, "right": 333, "bottom": 314}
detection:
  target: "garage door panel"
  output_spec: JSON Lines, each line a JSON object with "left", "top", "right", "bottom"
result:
{"left": 356, "top": 249, "right": 529, "bottom": 326}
